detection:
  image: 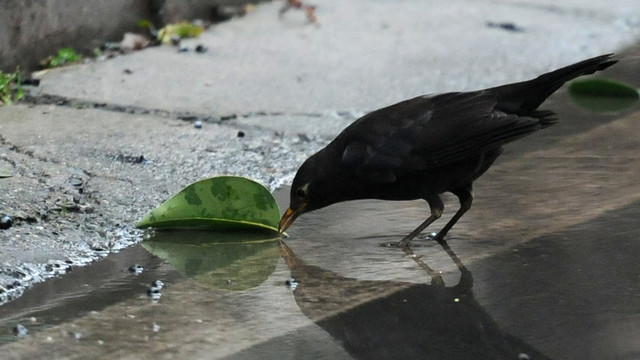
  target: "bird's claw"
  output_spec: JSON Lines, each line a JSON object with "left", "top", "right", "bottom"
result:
{"left": 397, "top": 239, "right": 411, "bottom": 249}
{"left": 379, "top": 240, "right": 412, "bottom": 248}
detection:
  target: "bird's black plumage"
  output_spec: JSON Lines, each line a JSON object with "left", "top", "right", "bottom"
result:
{"left": 279, "top": 54, "right": 617, "bottom": 245}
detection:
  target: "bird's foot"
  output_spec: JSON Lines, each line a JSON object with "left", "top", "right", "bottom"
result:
{"left": 396, "top": 236, "right": 415, "bottom": 249}
{"left": 379, "top": 240, "right": 411, "bottom": 248}
{"left": 378, "top": 234, "right": 416, "bottom": 248}
{"left": 381, "top": 235, "right": 437, "bottom": 248}
{"left": 381, "top": 233, "right": 446, "bottom": 248}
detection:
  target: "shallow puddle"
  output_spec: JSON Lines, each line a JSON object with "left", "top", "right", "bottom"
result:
{"left": 1, "top": 186, "right": 638, "bottom": 359}
{"left": 0, "top": 244, "right": 184, "bottom": 345}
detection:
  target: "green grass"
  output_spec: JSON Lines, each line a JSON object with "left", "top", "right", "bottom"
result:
{"left": 0, "top": 69, "right": 23, "bottom": 106}
{"left": 47, "top": 47, "right": 82, "bottom": 68}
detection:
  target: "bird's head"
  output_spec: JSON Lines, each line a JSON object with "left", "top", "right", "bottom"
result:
{"left": 278, "top": 152, "right": 343, "bottom": 234}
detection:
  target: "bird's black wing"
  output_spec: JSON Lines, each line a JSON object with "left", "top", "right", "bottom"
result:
{"left": 339, "top": 91, "right": 543, "bottom": 183}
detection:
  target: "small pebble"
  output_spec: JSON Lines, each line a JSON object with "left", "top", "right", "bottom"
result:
{"left": 69, "top": 178, "right": 84, "bottom": 187}
{"left": 128, "top": 264, "right": 144, "bottom": 274}
{"left": 237, "top": 131, "right": 245, "bottom": 138}
{"left": 486, "top": 21, "right": 524, "bottom": 32}
{"left": 81, "top": 205, "right": 94, "bottom": 214}
{"left": 178, "top": 44, "right": 189, "bottom": 52}
{"left": 518, "top": 354, "right": 531, "bottom": 360}
{"left": 194, "top": 120, "right": 203, "bottom": 129}
{"left": 170, "top": 36, "right": 181, "bottom": 46}
{"left": 421, "top": 232, "right": 438, "bottom": 240}
{"left": 148, "top": 280, "right": 164, "bottom": 300}
{"left": 285, "top": 278, "right": 298, "bottom": 291}
{"left": 148, "top": 289, "right": 162, "bottom": 301}
{"left": 13, "top": 324, "right": 28, "bottom": 337}
{"left": 195, "top": 44, "right": 208, "bottom": 53}
{"left": 0, "top": 215, "right": 13, "bottom": 230}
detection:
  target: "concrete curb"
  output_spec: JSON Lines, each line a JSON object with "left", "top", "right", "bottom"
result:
{"left": 0, "top": 0, "right": 258, "bottom": 72}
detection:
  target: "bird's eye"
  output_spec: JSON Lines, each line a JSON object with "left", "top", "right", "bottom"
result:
{"left": 295, "top": 186, "right": 307, "bottom": 199}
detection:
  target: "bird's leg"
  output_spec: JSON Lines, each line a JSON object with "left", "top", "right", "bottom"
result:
{"left": 397, "top": 196, "right": 444, "bottom": 248}
{"left": 431, "top": 186, "right": 473, "bottom": 243}
{"left": 438, "top": 239, "right": 473, "bottom": 288}
{"left": 398, "top": 244, "right": 445, "bottom": 285}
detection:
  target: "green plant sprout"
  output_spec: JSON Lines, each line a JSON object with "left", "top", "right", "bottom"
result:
{"left": 0, "top": 68, "right": 23, "bottom": 106}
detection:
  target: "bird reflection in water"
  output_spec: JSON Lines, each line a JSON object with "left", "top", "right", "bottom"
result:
{"left": 279, "top": 241, "right": 553, "bottom": 360}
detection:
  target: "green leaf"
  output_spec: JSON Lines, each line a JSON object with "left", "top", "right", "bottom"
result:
{"left": 45, "top": 47, "right": 82, "bottom": 68}
{"left": 157, "top": 22, "right": 204, "bottom": 43}
{"left": 0, "top": 166, "right": 12, "bottom": 178}
{"left": 141, "top": 231, "right": 280, "bottom": 290}
{"left": 57, "top": 47, "right": 81, "bottom": 62}
{"left": 569, "top": 78, "right": 639, "bottom": 113}
{"left": 136, "top": 176, "right": 281, "bottom": 232}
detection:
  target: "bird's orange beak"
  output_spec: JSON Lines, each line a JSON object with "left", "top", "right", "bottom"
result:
{"left": 278, "top": 206, "right": 303, "bottom": 234}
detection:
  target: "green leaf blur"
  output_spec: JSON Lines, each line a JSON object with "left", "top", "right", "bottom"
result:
{"left": 569, "top": 78, "right": 639, "bottom": 113}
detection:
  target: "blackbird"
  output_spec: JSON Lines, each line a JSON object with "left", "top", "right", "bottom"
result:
{"left": 279, "top": 54, "right": 617, "bottom": 246}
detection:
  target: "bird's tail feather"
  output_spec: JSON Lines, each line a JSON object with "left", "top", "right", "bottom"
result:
{"left": 529, "top": 109, "right": 557, "bottom": 127}
{"left": 492, "top": 54, "right": 618, "bottom": 115}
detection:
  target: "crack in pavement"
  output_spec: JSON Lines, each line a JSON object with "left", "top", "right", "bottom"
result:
{"left": 21, "top": 93, "right": 359, "bottom": 124}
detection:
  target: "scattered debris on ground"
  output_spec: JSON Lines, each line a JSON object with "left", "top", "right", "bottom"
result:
{"left": 147, "top": 280, "right": 164, "bottom": 301}
{"left": 13, "top": 324, "right": 28, "bottom": 337}
{"left": 128, "top": 264, "right": 144, "bottom": 275}
{"left": 40, "top": 47, "right": 82, "bottom": 69}
{"left": 119, "top": 33, "right": 151, "bottom": 52}
{"left": 486, "top": 22, "right": 524, "bottom": 32}
{"left": 0, "top": 215, "right": 13, "bottom": 230}
{"left": 158, "top": 22, "right": 205, "bottom": 44}
{"left": 279, "top": 0, "right": 319, "bottom": 25}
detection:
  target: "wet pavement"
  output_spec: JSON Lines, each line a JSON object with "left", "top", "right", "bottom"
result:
{"left": 0, "top": 0, "right": 639, "bottom": 359}
{"left": 1, "top": 105, "right": 639, "bottom": 358}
